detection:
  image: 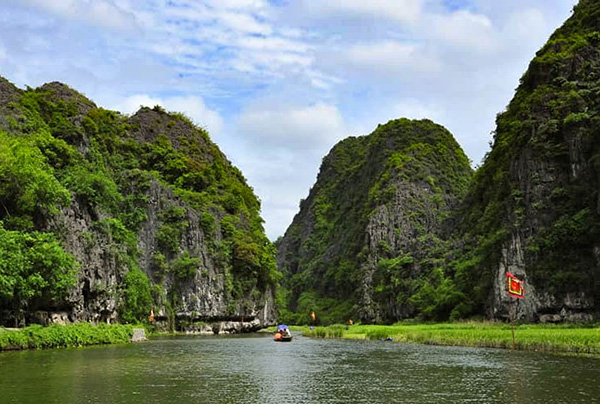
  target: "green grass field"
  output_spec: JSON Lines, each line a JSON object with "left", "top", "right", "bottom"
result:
{"left": 295, "top": 322, "right": 600, "bottom": 356}
{"left": 0, "top": 323, "right": 134, "bottom": 351}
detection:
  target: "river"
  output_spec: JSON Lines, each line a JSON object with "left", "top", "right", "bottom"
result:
{"left": 1, "top": 333, "right": 599, "bottom": 403}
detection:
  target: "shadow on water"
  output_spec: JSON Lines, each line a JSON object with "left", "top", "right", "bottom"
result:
{"left": 1, "top": 333, "right": 599, "bottom": 404}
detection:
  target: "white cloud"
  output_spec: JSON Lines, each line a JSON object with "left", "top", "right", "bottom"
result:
{"left": 0, "top": 0, "right": 579, "bottom": 240}
{"left": 501, "top": 8, "right": 548, "bottom": 51}
{"left": 236, "top": 36, "right": 310, "bottom": 53}
{"left": 348, "top": 41, "right": 415, "bottom": 65}
{"left": 301, "top": 0, "right": 424, "bottom": 24}
{"left": 163, "top": 4, "right": 272, "bottom": 35}
{"left": 23, "top": 0, "right": 135, "bottom": 29}
{"left": 23, "top": 0, "right": 76, "bottom": 16}
{"left": 429, "top": 11, "right": 497, "bottom": 52}
{"left": 218, "top": 11, "right": 272, "bottom": 35}
{"left": 162, "top": 4, "right": 213, "bottom": 23}
{"left": 233, "top": 150, "right": 321, "bottom": 239}
{"left": 305, "top": 70, "right": 343, "bottom": 90}
{"left": 205, "top": 0, "right": 268, "bottom": 11}
{"left": 341, "top": 41, "right": 440, "bottom": 76}
{"left": 228, "top": 100, "right": 350, "bottom": 238}
{"left": 392, "top": 99, "right": 444, "bottom": 122}
{"left": 232, "top": 51, "right": 313, "bottom": 77}
{"left": 115, "top": 94, "right": 224, "bottom": 134}
{"left": 237, "top": 102, "right": 346, "bottom": 150}
{"left": 132, "top": 1, "right": 315, "bottom": 83}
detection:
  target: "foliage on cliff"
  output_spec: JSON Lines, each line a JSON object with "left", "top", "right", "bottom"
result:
{"left": 277, "top": 119, "right": 472, "bottom": 324}
{"left": 278, "top": 0, "right": 600, "bottom": 324}
{"left": 0, "top": 225, "right": 78, "bottom": 323}
{"left": 454, "top": 0, "right": 600, "bottom": 318}
{"left": 0, "top": 79, "right": 278, "bottom": 325}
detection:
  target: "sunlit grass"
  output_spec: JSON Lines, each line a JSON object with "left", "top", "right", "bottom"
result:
{"left": 299, "top": 322, "right": 600, "bottom": 355}
{"left": 0, "top": 323, "right": 134, "bottom": 351}
{"left": 303, "top": 325, "right": 346, "bottom": 338}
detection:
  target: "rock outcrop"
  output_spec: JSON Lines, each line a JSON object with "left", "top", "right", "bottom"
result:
{"left": 0, "top": 78, "right": 277, "bottom": 330}
{"left": 278, "top": 0, "right": 600, "bottom": 324}
{"left": 277, "top": 119, "right": 473, "bottom": 323}
{"left": 459, "top": 0, "right": 600, "bottom": 322}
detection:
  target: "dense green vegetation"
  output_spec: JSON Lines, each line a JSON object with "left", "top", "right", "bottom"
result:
{"left": 302, "top": 323, "right": 600, "bottom": 355}
{"left": 277, "top": 119, "right": 473, "bottom": 324}
{"left": 0, "top": 323, "right": 133, "bottom": 350}
{"left": 3, "top": 0, "right": 600, "bottom": 330}
{"left": 0, "top": 225, "right": 78, "bottom": 326}
{"left": 453, "top": 0, "right": 600, "bottom": 316}
{"left": 278, "top": 0, "right": 600, "bottom": 324}
{"left": 0, "top": 79, "right": 278, "bottom": 326}
{"left": 119, "top": 269, "right": 153, "bottom": 324}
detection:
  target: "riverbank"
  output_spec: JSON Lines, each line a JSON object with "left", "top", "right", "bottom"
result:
{"left": 0, "top": 323, "right": 135, "bottom": 351}
{"left": 298, "top": 323, "right": 600, "bottom": 356}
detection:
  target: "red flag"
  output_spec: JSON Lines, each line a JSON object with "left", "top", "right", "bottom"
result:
{"left": 506, "top": 272, "right": 524, "bottom": 299}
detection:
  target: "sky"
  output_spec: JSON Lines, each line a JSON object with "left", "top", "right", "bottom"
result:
{"left": 0, "top": 0, "right": 578, "bottom": 240}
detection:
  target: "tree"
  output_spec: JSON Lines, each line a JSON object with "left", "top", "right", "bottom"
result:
{"left": 119, "top": 268, "right": 153, "bottom": 323}
{"left": 0, "top": 132, "right": 70, "bottom": 228}
{"left": 0, "top": 224, "right": 78, "bottom": 325}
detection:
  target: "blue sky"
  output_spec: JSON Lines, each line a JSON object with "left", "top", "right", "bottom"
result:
{"left": 0, "top": 0, "right": 577, "bottom": 239}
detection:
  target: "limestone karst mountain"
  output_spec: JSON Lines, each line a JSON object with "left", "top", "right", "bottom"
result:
{"left": 457, "top": 0, "right": 600, "bottom": 322}
{"left": 278, "top": 0, "right": 600, "bottom": 324}
{"left": 277, "top": 119, "right": 472, "bottom": 324}
{"left": 0, "top": 78, "right": 278, "bottom": 330}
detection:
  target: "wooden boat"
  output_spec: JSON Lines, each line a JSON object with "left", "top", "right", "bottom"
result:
{"left": 274, "top": 325, "right": 293, "bottom": 342}
{"left": 274, "top": 333, "right": 293, "bottom": 342}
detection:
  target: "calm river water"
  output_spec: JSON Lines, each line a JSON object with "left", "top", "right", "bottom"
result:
{"left": 1, "top": 333, "right": 599, "bottom": 404}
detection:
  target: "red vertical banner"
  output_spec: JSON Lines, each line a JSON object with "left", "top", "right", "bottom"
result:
{"left": 506, "top": 272, "right": 524, "bottom": 299}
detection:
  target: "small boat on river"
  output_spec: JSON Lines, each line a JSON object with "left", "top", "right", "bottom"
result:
{"left": 274, "top": 325, "right": 293, "bottom": 342}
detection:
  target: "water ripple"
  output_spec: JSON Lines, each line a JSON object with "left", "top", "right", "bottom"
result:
{"left": 1, "top": 334, "right": 599, "bottom": 404}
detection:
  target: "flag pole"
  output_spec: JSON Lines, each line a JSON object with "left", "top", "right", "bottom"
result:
{"left": 511, "top": 299, "right": 516, "bottom": 350}
{"left": 506, "top": 272, "right": 524, "bottom": 350}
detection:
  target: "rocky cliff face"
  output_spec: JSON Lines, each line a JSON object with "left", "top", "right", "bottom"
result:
{"left": 459, "top": 0, "right": 600, "bottom": 322}
{"left": 278, "top": 0, "right": 600, "bottom": 324}
{"left": 0, "top": 78, "right": 277, "bottom": 330}
{"left": 277, "top": 119, "right": 473, "bottom": 324}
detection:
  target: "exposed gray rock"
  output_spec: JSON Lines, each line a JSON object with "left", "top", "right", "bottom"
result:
{"left": 0, "top": 78, "right": 276, "bottom": 330}
{"left": 277, "top": 120, "right": 473, "bottom": 323}
{"left": 131, "top": 328, "right": 147, "bottom": 342}
{"left": 48, "top": 200, "right": 122, "bottom": 324}
{"left": 42, "top": 178, "right": 276, "bottom": 328}
{"left": 0, "top": 77, "right": 22, "bottom": 133}
{"left": 50, "top": 312, "right": 71, "bottom": 325}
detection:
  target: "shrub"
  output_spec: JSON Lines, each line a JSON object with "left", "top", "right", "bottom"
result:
{"left": 119, "top": 269, "right": 153, "bottom": 324}
{"left": 171, "top": 251, "right": 201, "bottom": 280}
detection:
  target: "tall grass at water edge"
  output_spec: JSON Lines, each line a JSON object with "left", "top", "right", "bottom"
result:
{"left": 302, "top": 325, "right": 346, "bottom": 338}
{"left": 0, "top": 323, "right": 134, "bottom": 351}
{"left": 301, "top": 322, "right": 600, "bottom": 355}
